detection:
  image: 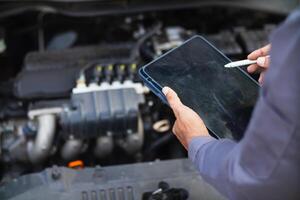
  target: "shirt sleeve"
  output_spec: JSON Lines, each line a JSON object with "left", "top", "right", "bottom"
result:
{"left": 188, "top": 9, "right": 300, "bottom": 200}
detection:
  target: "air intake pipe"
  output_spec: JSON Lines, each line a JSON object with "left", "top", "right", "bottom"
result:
{"left": 27, "top": 114, "right": 56, "bottom": 164}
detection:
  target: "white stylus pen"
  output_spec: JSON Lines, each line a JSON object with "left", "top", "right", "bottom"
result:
{"left": 224, "top": 55, "right": 270, "bottom": 68}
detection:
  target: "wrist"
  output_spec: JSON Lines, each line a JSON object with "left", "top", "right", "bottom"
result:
{"left": 188, "top": 136, "right": 216, "bottom": 161}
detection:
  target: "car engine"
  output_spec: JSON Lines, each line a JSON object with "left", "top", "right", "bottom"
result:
{"left": 0, "top": 1, "right": 295, "bottom": 199}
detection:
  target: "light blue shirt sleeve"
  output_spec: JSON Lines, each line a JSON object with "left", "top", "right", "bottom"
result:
{"left": 188, "top": 8, "right": 300, "bottom": 200}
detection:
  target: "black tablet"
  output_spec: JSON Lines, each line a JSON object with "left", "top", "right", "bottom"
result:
{"left": 139, "top": 36, "right": 259, "bottom": 140}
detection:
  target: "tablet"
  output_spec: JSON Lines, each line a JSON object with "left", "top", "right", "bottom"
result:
{"left": 139, "top": 36, "right": 259, "bottom": 140}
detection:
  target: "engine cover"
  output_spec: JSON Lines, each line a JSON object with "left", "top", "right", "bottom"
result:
{"left": 60, "top": 81, "right": 145, "bottom": 139}
{"left": 14, "top": 43, "right": 134, "bottom": 99}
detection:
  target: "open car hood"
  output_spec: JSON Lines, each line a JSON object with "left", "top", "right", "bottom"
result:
{"left": 0, "top": 0, "right": 298, "bottom": 18}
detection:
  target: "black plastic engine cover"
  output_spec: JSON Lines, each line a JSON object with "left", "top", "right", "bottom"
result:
{"left": 14, "top": 43, "right": 133, "bottom": 99}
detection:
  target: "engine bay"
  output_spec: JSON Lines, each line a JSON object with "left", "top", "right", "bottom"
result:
{"left": 0, "top": 2, "right": 288, "bottom": 198}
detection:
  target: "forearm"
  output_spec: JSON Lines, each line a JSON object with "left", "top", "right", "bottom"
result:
{"left": 188, "top": 9, "right": 300, "bottom": 200}
{"left": 188, "top": 137, "right": 236, "bottom": 178}
{"left": 188, "top": 136, "right": 239, "bottom": 197}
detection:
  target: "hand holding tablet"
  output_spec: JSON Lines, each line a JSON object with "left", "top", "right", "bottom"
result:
{"left": 139, "top": 36, "right": 259, "bottom": 140}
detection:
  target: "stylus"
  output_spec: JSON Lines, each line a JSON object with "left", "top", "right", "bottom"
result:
{"left": 224, "top": 56, "right": 270, "bottom": 68}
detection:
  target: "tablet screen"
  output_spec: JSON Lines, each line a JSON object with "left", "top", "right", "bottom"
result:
{"left": 143, "top": 36, "right": 259, "bottom": 140}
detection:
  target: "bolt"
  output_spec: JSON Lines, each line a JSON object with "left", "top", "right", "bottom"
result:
{"left": 51, "top": 165, "right": 61, "bottom": 180}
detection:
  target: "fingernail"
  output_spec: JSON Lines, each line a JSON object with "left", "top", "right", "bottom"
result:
{"left": 162, "top": 87, "right": 169, "bottom": 95}
{"left": 257, "top": 57, "right": 265, "bottom": 66}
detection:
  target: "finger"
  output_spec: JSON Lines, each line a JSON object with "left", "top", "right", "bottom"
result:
{"left": 257, "top": 56, "right": 270, "bottom": 68}
{"left": 171, "top": 121, "right": 187, "bottom": 150}
{"left": 258, "top": 72, "right": 265, "bottom": 85}
{"left": 247, "top": 64, "right": 259, "bottom": 73}
{"left": 162, "top": 87, "right": 183, "bottom": 117}
{"left": 247, "top": 44, "right": 271, "bottom": 60}
{"left": 172, "top": 120, "right": 178, "bottom": 135}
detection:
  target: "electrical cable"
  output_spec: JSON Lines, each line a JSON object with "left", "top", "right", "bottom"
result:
{"left": 75, "top": 22, "right": 161, "bottom": 82}
{"left": 129, "top": 22, "right": 162, "bottom": 62}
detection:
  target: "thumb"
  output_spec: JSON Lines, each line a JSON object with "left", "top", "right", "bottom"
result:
{"left": 257, "top": 55, "right": 270, "bottom": 68}
{"left": 162, "top": 86, "right": 183, "bottom": 117}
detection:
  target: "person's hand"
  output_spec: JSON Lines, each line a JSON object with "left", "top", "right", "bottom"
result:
{"left": 247, "top": 44, "right": 271, "bottom": 84}
{"left": 162, "top": 87, "right": 210, "bottom": 150}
